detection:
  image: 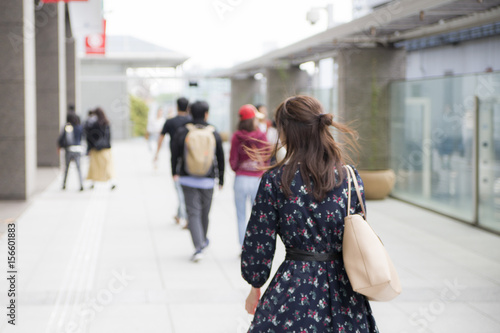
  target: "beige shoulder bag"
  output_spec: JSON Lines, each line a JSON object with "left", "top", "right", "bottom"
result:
{"left": 343, "top": 165, "right": 402, "bottom": 301}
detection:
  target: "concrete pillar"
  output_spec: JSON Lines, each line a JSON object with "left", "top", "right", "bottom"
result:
{"left": 80, "top": 61, "right": 129, "bottom": 139}
{"left": 265, "top": 66, "right": 309, "bottom": 119}
{"left": 36, "top": 2, "right": 66, "bottom": 167}
{"left": 65, "top": 6, "right": 76, "bottom": 111}
{"left": 0, "top": 0, "right": 37, "bottom": 199}
{"left": 229, "top": 76, "right": 260, "bottom": 133}
{"left": 337, "top": 48, "right": 406, "bottom": 170}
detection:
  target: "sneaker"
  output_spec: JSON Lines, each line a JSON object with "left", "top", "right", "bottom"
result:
{"left": 201, "top": 238, "right": 210, "bottom": 250}
{"left": 190, "top": 250, "right": 204, "bottom": 262}
{"left": 79, "top": 187, "right": 84, "bottom": 192}
{"left": 110, "top": 184, "right": 116, "bottom": 190}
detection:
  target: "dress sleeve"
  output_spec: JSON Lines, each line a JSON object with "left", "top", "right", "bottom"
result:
{"left": 241, "top": 171, "right": 279, "bottom": 288}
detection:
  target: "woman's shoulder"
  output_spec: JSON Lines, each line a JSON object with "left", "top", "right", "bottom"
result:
{"left": 263, "top": 165, "right": 284, "bottom": 180}
{"left": 343, "top": 164, "right": 361, "bottom": 177}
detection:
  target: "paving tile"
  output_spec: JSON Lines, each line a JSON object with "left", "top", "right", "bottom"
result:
{"left": 89, "top": 305, "right": 172, "bottom": 333}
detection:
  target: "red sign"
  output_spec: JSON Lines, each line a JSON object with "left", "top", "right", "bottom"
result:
{"left": 85, "top": 20, "right": 106, "bottom": 55}
{"left": 85, "top": 34, "right": 106, "bottom": 55}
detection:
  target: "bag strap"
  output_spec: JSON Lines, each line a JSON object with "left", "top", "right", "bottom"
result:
{"left": 345, "top": 165, "right": 367, "bottom": 219}
{"left": 186, "top": 123, "right": 215, "bottom": 132}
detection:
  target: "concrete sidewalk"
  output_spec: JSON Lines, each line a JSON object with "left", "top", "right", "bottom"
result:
{"left": 0, "top": 139, "right": 499, "bottom": 333}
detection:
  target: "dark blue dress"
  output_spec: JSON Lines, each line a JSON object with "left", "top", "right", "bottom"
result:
{"left": 241, "top": 166, "right": 379, "bottom": 332}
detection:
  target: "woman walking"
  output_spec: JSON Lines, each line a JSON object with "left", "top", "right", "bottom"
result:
{"left": 230, "top": 104, "right": 269, "bottom": 248}
{"left": 85, "top": 107, "right": 116, "bottom": 190}
{"left": 241, "top": 96, "right": 378, "bottom": 332}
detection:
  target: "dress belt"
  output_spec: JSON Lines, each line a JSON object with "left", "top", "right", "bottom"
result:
{"left": 285, "top": 248, "right": 342, "bottom": 261}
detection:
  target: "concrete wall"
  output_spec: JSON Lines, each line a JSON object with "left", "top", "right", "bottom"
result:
{"left": 230, "top": 77, "right": 261, "bottom": 133}
{"left": 80, "top": 61, "right": 130, "bottom": 140}
{"left": 337, "top": 47, "right": 406, "bottom": 170}
{"left": 35, "top": 3, "right": 66, "bottom": 167}
{"left": 0, "top": 0, "right": 37, "bottom": 199}
{"left": 66, "top": 7, "right": 76, "bottom": 109}
{"left": 266, "top": 66, "right": 309, "bottom": 119}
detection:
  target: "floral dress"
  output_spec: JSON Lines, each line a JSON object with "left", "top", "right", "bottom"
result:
{"left": 241, "top": 166, "right": 379, "bottom": 333}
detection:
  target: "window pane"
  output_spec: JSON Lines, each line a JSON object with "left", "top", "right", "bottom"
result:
{"left": 390, "top": 75, "right": 476, "bottom": 222}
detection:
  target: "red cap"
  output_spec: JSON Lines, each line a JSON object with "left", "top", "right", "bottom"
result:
{"left": 239, "top": 104, "right": 264, "bottom": 120}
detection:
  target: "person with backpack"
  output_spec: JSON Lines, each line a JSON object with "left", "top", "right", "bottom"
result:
{"left": 57, "top": 113, "right": 84, "bottom": 191}
{"left": 230, "top": 104, "right": 269, "bottom": 250}
{"left": 170, "top": 100, "right": 225, "bottom": 262}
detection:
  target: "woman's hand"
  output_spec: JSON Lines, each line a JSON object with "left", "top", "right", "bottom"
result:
{"left": 245, "top": 287, "right": 261, "bottom": 315}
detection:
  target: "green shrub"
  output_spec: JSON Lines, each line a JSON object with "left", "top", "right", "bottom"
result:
{"left": 129, "top": 95, "right": 149, "bottom": 137}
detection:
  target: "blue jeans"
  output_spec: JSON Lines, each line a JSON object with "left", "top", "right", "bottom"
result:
{"left": 175, "top": 179, "right": 187, "bottom": 220}
{"left": 63, "top": 149, "right": 83, "bottom": 188}
{"left": 234, "top": 175, "right": 261, "bottom": 246}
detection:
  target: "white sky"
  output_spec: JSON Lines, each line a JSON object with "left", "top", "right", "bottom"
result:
{"left": 104, "top": 0, "right": 353, "bottom": 70}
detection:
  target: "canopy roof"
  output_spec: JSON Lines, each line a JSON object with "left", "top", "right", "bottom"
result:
{"left": 223, "top": 0, "right": 500, "bottom": 77}
{"left": 82, "top": 35, "right": 189, "bottom": 68}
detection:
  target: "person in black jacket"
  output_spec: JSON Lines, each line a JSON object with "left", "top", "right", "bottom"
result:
{"left": 85, "top": 107, "right": 116, "bottom": 190}
{"left": 154, "top": 97, "right": 191, "bottom": 227}
{"left": 171, "top": 100, "right": 225, "bottom": 262}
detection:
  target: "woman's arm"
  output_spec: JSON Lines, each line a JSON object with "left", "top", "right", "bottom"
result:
{"left": 241, "top": 172, "right": 278, "bottom": 287}
{"left": 229, "top": 134, "right": 239, "bottom": 172}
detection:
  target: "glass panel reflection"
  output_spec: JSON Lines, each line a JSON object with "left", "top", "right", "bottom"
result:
{"left": 478, "top": 73, "right": 500, "bottom": 232}
{"left": 390, "top": 75, "right": 476, "bottom": 223}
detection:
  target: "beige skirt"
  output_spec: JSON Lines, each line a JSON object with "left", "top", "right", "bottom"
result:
{"left": 87, "top": 148, "right": 115, "bottom": 182}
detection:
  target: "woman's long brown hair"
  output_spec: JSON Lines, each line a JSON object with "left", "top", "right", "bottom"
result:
{"left": 94, "top": 107, "right": 110, "bottom": 126}
{"left": 269, "top": 95, "right": 358, "bottom": 201}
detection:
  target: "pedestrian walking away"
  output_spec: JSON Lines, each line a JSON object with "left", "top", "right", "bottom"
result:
{"left": 241, "top": 95, "right": 379, "bottom": 332}
{"left": 85, "top": 107, "right": 116, "bottom": 190}
{"left": 155, "top": 97, "right": 191, "bottom": 227}
{"left": 57, "top": 112, "right": 84, "bottom": 191}
{"left": 146, "top": 107, "right": 166, "bottom": 154}
{"left": 170, "top": 100, "right": 225, "bottom": 262}
{"left": 83, "top": 109, "right": 96, "bottom": 154}
{"left": 230, "top": 104, "right": 269, "bottom": 249}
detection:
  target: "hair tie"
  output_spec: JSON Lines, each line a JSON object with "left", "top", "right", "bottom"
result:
{"left": 318, "top": 113, "right": 325, "bottom": 125}
{"left": 318, "top": 113, "right": 333, "bottom": 127}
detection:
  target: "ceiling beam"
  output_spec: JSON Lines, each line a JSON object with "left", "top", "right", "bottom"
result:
{"left": 388, "top": 5, "right": 500, "bottom": 42}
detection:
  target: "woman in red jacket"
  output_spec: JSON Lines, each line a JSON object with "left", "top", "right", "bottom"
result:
{"left": 230, "top": 104, "right": 269, "bottom": 249}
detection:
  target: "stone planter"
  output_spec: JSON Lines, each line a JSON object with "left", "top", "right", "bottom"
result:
{"left": 358, "top": 169, "right": 396, "bottom": 200}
